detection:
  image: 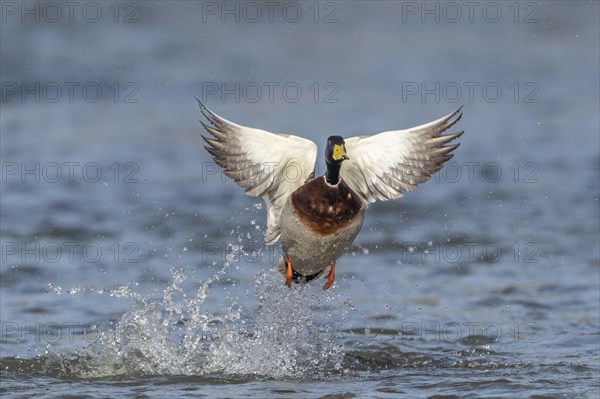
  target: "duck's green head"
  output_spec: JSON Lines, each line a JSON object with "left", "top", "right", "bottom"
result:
{"left": 325, "top": 136, "right": 349, "bottom": 164}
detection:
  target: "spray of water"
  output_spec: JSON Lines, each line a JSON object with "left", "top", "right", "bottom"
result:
{"left": 44, "top": 245, "right": 352, "bottom": 379}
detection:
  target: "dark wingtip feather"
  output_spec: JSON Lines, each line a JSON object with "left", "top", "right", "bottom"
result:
{"left": 200, "top": 121, "right": 212, "bottom": 133}
{"left": 443, "top": 143, "right": 461, "bottom": 154}
{"left": 201, "top": 135, "right": 221, "bottom": 152}
{"left": 201, "top": 135, "right": 212, "bottom": 145}
{"left": 447, "top": 141, "right": 461, "bottom": 150}
{"left": 442, "top": 108, "right": 463, "bottom": 132}
{"left": 450, "top": 105, "right": 464, "bottom": 120}
{"left": 203, "top": 145, "right": 223, "bottom": 159}
{"left": 195, "top": 97, "right": 220, "bottom": 127}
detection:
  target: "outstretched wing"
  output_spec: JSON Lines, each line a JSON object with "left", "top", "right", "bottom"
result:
{"left": 341, "top": 107, "right": 463, "bottom": 203}
{"left": 198, "top": 99, "right": 318, "bottom": 245}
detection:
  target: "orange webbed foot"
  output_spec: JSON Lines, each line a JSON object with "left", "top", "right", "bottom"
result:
{"left": 285, "top": 253, "right": 292, "bottom": 288}
{"left": 323, "top": 261, "right": 336, "bottom": 290}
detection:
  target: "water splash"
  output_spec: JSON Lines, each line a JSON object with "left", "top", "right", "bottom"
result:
{"left": 44, "top": 247, "right": 351, "bottom": 379}
{"left": 203, "top": 271, "right": 346, "bottom": 378}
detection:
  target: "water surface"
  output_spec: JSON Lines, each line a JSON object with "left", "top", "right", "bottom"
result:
{"left": 1, "top": 1, "right": 599, "bottom": 398}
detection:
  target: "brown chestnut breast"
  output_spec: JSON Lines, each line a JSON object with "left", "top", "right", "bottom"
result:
{"left": 291, "top": 177, "right": 364, "bottom": 235}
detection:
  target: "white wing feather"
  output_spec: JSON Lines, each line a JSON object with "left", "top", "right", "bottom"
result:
{"left": 342, "top": 108, "right": 463, "bottom": 203}
{"left": 198, "top": 99, "right": 318, "bottom": 245}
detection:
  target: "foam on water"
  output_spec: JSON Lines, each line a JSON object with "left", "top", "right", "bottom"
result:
{"left": 43, "top": 246, "right": 351, "bottom": 379}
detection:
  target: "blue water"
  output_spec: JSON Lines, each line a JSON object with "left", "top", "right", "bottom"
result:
{"left": 1, "top": 1, "right": 599, "bottom": 398}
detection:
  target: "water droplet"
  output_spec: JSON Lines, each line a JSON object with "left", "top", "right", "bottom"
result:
{"left": 67, "top": 286, "right": 80, "bottom": 295}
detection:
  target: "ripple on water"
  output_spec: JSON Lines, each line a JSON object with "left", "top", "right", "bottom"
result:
{"left": 0, "top": 248, "right": 596, "bottom": 396}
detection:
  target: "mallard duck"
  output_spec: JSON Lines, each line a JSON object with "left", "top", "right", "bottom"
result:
{"left": 198, "top": 99, "right": 463, "bottom": 290}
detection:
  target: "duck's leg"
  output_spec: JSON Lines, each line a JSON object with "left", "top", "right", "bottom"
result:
{"left": 285, "top": 253, "right": 293, "bottom": 288}
{"left": 323, "top": 261, "right": 336, "bottom": 290}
